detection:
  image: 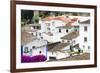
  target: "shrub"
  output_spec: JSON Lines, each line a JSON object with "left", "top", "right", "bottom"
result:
{"left": 21, "top": 55, "right": 47, "bottom": 63}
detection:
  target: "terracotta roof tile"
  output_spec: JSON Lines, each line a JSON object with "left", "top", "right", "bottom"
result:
{"left": 43, "top": 16, "right": 78, "bottom": 26}
{"left": 42, "top": 16, "right": 71, "bottom": 23}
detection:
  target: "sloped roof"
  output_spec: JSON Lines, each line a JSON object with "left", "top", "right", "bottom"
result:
{"left": 42, "top": 16, "right": 54, "bottom": 21}
{"left": 43, "top": 16, "right": 78, "bottom": 27}
{"left": 56, "top": 26, "right": 72, "bottom": 29}
{"left": 78, "top": 19, "right": 90, "bottom": 24}
{"left": 68, "top": 18, "right": 78, "bottom": 26}
{"left": 21, "top": 31, "right": 36, "bottom": 45}
{"left": 48, "top": 43, "right": 70, "bottom": 52}
{"left": 42, "top": 16, "right": 72, "bottom": 23}
{"left": 73, "top": 44, "right": 79, "bottom": 49}
{"left": 47, "top": 42, "right": 60, "bottom": 51}
{"left": 56, "top": 18, "right": 78, "bottom": 29}
{"left": 21, "top": 25, "right": 38, "bottom": 32}
{"left": 61, "top": 31, "right": 79, "bottom": 40}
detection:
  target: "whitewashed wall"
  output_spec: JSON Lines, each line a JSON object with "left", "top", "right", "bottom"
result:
{"left": 79, "top": 23, "right": 91, "bottom": 53}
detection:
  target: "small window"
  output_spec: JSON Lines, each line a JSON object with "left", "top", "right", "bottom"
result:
{"left": 88, "top": 46, "right": 90, "bottom": 49}
{"left": 39, "top": 33, "right": 41, "bottom": 36}
{"left": 34, "top": 26, "right": 36, "bottom": 29}
{"left": 74, "top": 29, "right": 77, "bottom": 31}
{"left": 83, "top": 45, "right": 85, "bottom": 48}
{"left": 24, "top": 47, "right": 29, "bottom": 53}
{"left": 84, "top": 37, "right": 87, "bottom": 42}
{"left": 66, "top": 29, "right": 68, "bottom": 32}
{"left": 84, "top": 26, "right": 87, "bottom": 31}
{"left": 59, "top": 29, "right": 61, "bottom": 32}
{"left": 67, "top": 40, "right": 70, "bottom": 43}
{"left": 39, "top": 51, "right": 42, "bottom": 54}
{"left": 32, "top": 46, "right": 35, "bottom": 49}
{"left": 37, "top": 26, "right": 40, "bottom": 29}
{"left": 47, "top": 28, "right": 50, "bottom": 30}
{"left": 31, "top": 33, "right": 33, "bottom": 35}
{"left": 41, "top": 37, "right": 43, "bottom": 39}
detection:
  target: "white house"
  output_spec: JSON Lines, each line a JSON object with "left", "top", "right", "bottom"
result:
{"left": 61, "top": 31, "right": 79, "bottom": 52}
{"left": 78, "top": 19, "right": 91, "bottom": 53}
{"left": 39, "top": 16, "right": 78, "bottom": 43}
{"left": 47, "top": 42, "right": 70, "bottom": 61}
{"left": 21, "top": 31, "right": 48, "bottom": 57}
{"left": 40, "top": 16, "right": 71, "bottom": 33}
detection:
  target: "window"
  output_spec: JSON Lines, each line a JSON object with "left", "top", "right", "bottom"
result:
{"left": 39, "top": 51, "right": 42, "bottom": 54}
{"left": 66, "top": 29, "right": 68, "bottom": 32}
{"left": 74, "top": 29, "right": 77, "bottom": 31}
{"left": 68, "top": 40, "right": 70, "bottom": 43}
{"left": 31, "top": 33, "right": 33, "bottom": 35}
{"left": 88, "top": 46, "right": 90, "bottom": 49}
{"left": 84, "top": 37, "right": 87, "bottom": 42}
{"left": 32, "top": 46, "right": 35, "bottom": 49}
{"left": 59, "top": 29, "right": 61, "bottom": 32}
{"left": 84, "top": 26, "right": 87, "bottom": 31}
{"left": 41, "top": 37, "right": 43, "bottom": 39}
{"left": 34, "top": 26, "right": 36, "bottom": 29}
{"left": 47, "top": 27, "right": 50, "bottom": 30}
{"left": 39, "top": 33, "right": 41, "bottom": 36}
{"left": 70, "top": 45, "right": 73, "bottom": 52}
{"left": 83, "top": 45, "right": 85, "bottom": 48}
{"left": 24, "top": 47, "right": 29, "bottom": 53}
{"left": 37, "top": 26, "right": 40, "bottom": 29}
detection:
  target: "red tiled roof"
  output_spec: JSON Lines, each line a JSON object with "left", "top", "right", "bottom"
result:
{"left": 42, "top": 16, "right": 72, "bottom": 23}
{"left": 53, "top": 16, "right": 72, "bottom": 23}
{"left": 71, "top": 18, "right": 78, "bottom": 22}
{"left": 43, "top": 16, "right": 78, "bottom": 26}
{"left": 64, "top": 18, "right": 78, "bottom": 27}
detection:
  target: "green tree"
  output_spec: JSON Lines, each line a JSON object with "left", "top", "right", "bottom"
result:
{"left": 32, "top": 15, "right": 39, "bottom": 23}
